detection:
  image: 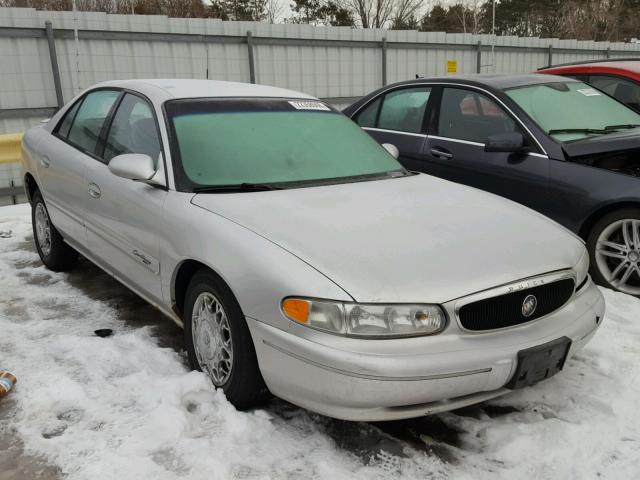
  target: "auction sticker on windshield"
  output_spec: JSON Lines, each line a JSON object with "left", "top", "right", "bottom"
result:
{"left": 288, "top": 100, "right": 331, "bottom": 111}
{"left": 577, "top": 88, "right": 601, "bottom": 96}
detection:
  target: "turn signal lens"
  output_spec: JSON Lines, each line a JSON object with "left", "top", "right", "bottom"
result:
{"left": 282, "top": 298, "right": 310, "bottom": 323}
{"left": 282, "top": 298, "right": 446, "bottom": 338}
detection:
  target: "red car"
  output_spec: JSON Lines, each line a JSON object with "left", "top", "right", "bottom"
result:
{"left": 539, "top": 59, "right": 640, "bottom": 112}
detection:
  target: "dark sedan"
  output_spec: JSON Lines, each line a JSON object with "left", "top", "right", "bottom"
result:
{"left": 344, "top": 74, "right": 640, "bottom": 296}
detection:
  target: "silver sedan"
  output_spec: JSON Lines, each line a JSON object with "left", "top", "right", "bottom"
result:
{"left": 21, "top": 79, "right": 605, "bottom": 421}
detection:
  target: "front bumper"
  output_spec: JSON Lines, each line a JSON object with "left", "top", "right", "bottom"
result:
{"left": 248, "top": 279, "right": 605, "bottom": 421}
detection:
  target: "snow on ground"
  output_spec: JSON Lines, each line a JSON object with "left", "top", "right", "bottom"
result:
{"left": 0, "top": 203, "right": 638, "bottom": 480}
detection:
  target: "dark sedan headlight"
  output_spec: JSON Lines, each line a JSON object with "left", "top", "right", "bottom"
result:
{"left": 282, "top": 298, "right": 447, "bottom": 337}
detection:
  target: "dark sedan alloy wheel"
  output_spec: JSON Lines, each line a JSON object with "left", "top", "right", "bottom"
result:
{"left": 594, "top": 218, "right": 640, "bottom": 296}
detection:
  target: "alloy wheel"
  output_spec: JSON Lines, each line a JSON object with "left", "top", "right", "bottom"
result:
{"left": 595, "top": 219, "right": 640, "bottom": 295}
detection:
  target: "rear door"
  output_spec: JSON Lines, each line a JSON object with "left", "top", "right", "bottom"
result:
{"left": 422, "top": 86, "right": 551, "bottom": 213}
{"left": 42, "top": 89, "right": 121, "bottom": 245}
{"left": 353, "top": 86, "right": 432, "bottom": 171}
{"left": 83, "top": 92, "right": 167, "bottom": 303}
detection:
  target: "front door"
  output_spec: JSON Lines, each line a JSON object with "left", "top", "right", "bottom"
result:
{"left": 421, "top": 86, "right": 551, "bottom": 214}
{"left": 83, "top": 92, "right": 167, "bottom": 304}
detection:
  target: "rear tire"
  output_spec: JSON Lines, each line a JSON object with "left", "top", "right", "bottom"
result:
{"left": 586, "top": 208, "right": 640, "bottom": 296}
{"left": 31, "top": 191, "right": 78, "bottom": 272}
{"left": 183, "top": 269, "right": 268, "bottom": 409}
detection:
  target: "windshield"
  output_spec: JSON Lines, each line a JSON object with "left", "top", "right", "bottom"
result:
{"left": 505, "top": 81, "right": 640, "bottom": 142}
{"left": 166, "top": 98, "right": 404, "bottom": 190}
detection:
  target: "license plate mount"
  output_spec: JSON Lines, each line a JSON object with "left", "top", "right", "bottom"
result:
{"left": 506, "top": 336, "right": 572, "bottom": 390}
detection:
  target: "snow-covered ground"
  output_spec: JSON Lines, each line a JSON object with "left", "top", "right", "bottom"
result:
{"left": 0, "top": 203, "right": 639, "bottom": 480}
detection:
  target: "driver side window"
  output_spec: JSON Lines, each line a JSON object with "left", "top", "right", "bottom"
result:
{"left": 103, "top": 93, "right": 161, "bottom": 164}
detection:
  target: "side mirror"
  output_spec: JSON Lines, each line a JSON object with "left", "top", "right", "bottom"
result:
{"left": 382, "top": 143, "right": 400, "bottom": 159}
{"left": 484, "top": 132, "right": 526, "bottom": 153}
{"left": 108, "top": 153, "right": 156, "bottom": 181}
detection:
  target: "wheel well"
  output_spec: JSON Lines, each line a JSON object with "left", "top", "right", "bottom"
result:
{"left": 24, "top": 173, "right": 39, "bottom": 204}
{"left": 579, "top": 202, "right": 640, "bottom": 240}
{"left": 172, "top": 260, "right": 229, "bottom": 318}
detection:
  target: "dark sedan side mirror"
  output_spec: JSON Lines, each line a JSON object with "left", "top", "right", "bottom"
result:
{"left": 484, "top": 132, "right": 526, "bottom": 153}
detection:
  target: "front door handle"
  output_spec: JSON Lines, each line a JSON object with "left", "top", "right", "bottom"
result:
{"left": 88, "top": 182, "right": 101, "bottom": 199}
{"left": 40, "top": 156, "right": 50, "bottom": 168}
{"left": 430, "top": 147, "right": 453, "bottom": 160}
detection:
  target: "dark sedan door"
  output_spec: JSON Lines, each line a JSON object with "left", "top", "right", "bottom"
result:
{"left": 353, "top": 86, "right": 431, "bottom": 171}
{"left": 421, "top": 86, "right": 552, "bottom": 214}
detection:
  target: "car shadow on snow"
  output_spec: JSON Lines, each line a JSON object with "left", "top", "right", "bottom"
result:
{"left": 12, "top": 236, "right": 524, "bottom": 470}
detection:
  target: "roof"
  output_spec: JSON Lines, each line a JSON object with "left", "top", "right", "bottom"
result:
{"left": 540, "top": 60, "right": 640, "bottom": 80}
{"left": 342, "top": 73, "right": 577, "bottom": 118}
{"left": 539, "top": 58, "right": 640, "bottom": 72}
{"left": 91, "top": 79, "right": 316, "bottom": 103}
{"left": 389, "top": 73, "right": 579, "bottom": 90}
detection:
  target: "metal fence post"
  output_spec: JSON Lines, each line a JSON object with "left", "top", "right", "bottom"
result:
{"left": 45, "top": 21, "right": 64, "bottom": 109}
{"left": 381, "top": 37, "right": 387, "bottom": 86}
{"left": 547, "top": 44, "right": 553, "bottom": 67}
{"left": 605, "top": 47, "right": 611, "bottom": 58}
{"left": 476, "top": 41, "right": 482, "bottom": 73}
{"left": 246, "top": 30, "right": 256, "bottom": 84}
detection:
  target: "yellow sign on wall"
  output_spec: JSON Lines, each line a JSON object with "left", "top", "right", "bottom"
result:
{"left": 446, "top": 60, "right": 458, "bottom": 74}
{"left": 0, "top": 134, "right": 23, "bottom": 165}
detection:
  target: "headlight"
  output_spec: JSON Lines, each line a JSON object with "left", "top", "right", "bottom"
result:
{"left": 281, "top": 298, "right": 447, "bottom": 338}
{"left": 575, "top": 248, "right": 590, "bottom": 287}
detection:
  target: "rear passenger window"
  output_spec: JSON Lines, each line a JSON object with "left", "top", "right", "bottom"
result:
{"left": 56, "top": 100, "right": 82, "bottom": 138}
{"left": 377, "top": 88, "right": 430, "bottom": 133}
{"left": 439, "top": 88, "right": 517, "bottom": 143}
{"left": 67, "top": 90, "right": 120, "bottom": 154}
{"left": 103, "top": 93, "right": 161, "bottom": 164}
{"left": 355, "top": 97, "right": 381, "bottom": 128}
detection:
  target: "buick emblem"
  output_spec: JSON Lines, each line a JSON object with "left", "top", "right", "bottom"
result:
{"left": 521, "top": 294, "right": 538, "bottom": 317}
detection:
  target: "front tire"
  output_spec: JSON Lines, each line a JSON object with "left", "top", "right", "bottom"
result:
{"left": 587, "top": 208, "right": 640, "bottom": 296}
{"left": 31, "top": 191, "right": 78, "bottom": 272}
{"left": 184, "top": 269, "right": 268, "bottom": 409}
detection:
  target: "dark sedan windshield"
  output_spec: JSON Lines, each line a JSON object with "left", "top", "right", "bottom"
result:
{"left": 505, "top": 81, "right": 640, "bottom": 142}
{"left": 166, "top": 98, "right": 404, "bottom": 190}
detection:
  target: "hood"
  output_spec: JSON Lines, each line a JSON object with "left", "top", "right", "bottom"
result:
{"left": 192, "top": 174, "right": 584, "bottom": 304}
{"left": 562, "top": 127, "right": 640, "bottom": 157}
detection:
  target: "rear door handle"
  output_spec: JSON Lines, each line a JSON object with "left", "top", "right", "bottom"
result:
{"left": 88, "top": 182, "right": 101, "bottom": 199}
{"left": 430, "top": 147, "right": 453, "bottom": 160}
{"left": 40, "top": 156, "right": 50, "bottom": 168}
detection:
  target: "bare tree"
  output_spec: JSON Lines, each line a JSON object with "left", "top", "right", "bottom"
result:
{"left": 265, "top": 0, "right": 283, "bottom": 23}
{"left": 390, "top": 0, "right": 422, "bottom": 29}
{"left": 447, "top": 1, "right": 483, "bottom": 34}
{"left": 343, "top": 0, "right": 394, "bottom": 28}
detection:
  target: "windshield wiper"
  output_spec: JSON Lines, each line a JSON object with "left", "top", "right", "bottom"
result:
{"left": 192, "top": 183, "right": 283, "bottom": 193}
{"left": 603, "top": 124, "right": 640, "bottom": 130}
{"left": 548, "top": 128, "right": 609, "bottom": 135}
